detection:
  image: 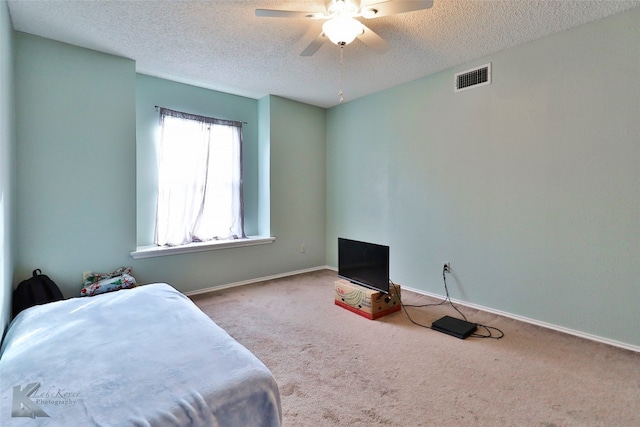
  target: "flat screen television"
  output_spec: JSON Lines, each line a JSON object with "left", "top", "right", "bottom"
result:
{"left": 338, "top": 238, "right": 390, "bottom": 294}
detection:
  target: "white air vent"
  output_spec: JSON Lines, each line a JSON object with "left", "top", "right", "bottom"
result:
{"left": 455, "top": 63, "right": 491, "bottom": 92}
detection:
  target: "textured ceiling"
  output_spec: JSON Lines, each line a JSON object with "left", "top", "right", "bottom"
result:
{"left": 7, "top": 0, "right": 640, "bottom": 108}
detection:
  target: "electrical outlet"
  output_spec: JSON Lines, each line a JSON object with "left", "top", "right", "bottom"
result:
{"left": 443, "top": 262, "right": 451, "bottom": 273}
{"left": 300, "top": 243, "right": 306, "bottom": 253}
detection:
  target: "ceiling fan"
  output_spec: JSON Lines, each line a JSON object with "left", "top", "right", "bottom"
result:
{"left": 255, "top": 0, "right": 434, "bottom": 56}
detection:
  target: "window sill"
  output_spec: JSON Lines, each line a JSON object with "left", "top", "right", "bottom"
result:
{"left": 130, "top": 236, "right": 276, "bottom": 259}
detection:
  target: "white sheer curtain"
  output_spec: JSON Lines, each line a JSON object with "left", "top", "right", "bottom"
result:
{"left": 155, "top": 108, "right": 244, "bottom": 246}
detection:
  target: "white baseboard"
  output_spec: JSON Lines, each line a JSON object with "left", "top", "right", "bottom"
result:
{"left": 184, "top": 266, "right": 330, "bottom": 297}
{"left": 186, "top": 266, "right": 639, "bottom": 353}
{"left": 401, "top": 285, "right": 640, "bottom": 354}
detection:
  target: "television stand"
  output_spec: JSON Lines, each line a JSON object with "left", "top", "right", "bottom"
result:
{"left": 334, "top": 279, "right": 401, "bottom": 320}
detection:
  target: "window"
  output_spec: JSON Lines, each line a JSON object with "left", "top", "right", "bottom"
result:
{"left": 155, "top": 108, "right": 245, "bottom": 246}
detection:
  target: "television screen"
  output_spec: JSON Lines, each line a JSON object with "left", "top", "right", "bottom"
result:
{"left": 338, "top": 238, "right": 390, "bottom": 294}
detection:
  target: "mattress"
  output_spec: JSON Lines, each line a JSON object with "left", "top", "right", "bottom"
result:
{"left": 0, "top": 283, "right": 282, "bottom": 426}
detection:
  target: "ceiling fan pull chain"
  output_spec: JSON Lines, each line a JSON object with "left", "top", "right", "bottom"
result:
{"left": 339, "top": 45, "right": 345, "bottom": 103}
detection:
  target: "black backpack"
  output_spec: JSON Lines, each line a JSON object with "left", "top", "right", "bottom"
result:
{"left": 12, "top": 269, "right": 64, "bottom": 318}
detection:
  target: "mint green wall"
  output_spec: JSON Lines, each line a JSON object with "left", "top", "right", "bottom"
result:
{"left": 0, "top": 0, "right": 15, "bottom": 332}
{"left": 14, "top": 33, "right": 137, "bottom": 296}
{"left": 268, "top": 96, "right": 326, "bottom": 268}
{"left": 326, "top": 8, "right": 640, "bottom": 347}
{"left": 133, "top": 95, "right": 326, "bottom": 292}
{"left": 135, "top": 75, "right": 260, "bottom": 242}
{"left": 14, "top": 32, "right": 327, "bottom": 296}
{"left": 257, "top": 96, "right": 271, "bottom": 236}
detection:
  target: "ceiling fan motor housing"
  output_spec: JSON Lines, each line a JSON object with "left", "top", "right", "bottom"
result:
{"left": 328, "top": 0, "right": 360, "bottom": 15}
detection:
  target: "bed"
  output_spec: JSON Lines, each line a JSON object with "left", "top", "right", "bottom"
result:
{"left": 0, "top": 283, "right": 282, "bottom": 426}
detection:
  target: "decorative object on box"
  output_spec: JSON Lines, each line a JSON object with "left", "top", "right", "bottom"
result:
{"left": 334, "top": 279, "right": 401, "bottom": 320}
{"left": 80, "top": 266, "right": 138, "bottom": 297}
{"left": 12, "top": 269, "right": 64, "bottom": 318}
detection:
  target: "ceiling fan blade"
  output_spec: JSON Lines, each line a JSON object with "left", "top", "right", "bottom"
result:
{"left": 256, "top": 9, "right": 325, "bottom": 19}
{"left": 357, "top": 24, "right": 390, "bottom": 54}
{"left": 300, "top": 33, "right": 327, "bottom": 56}
{"left": 361, "top": 0, "right": 433, "bottom": 19}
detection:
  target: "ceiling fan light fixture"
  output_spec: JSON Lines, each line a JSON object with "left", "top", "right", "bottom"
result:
{"left": 322, "top": 16, "right": 363, "bottom": 46}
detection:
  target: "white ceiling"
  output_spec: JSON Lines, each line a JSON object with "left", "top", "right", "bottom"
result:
{"left": 7, "top": 0, "right": 640, "bottom": 108}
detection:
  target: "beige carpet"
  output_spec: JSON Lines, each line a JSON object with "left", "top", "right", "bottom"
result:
{"left": 191, "top": 269, "right": 639, "bottom": 427}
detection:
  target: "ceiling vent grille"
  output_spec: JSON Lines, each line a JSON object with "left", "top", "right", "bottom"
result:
{"left": 455, "top": 63, "right": 491, "bottom": 92}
